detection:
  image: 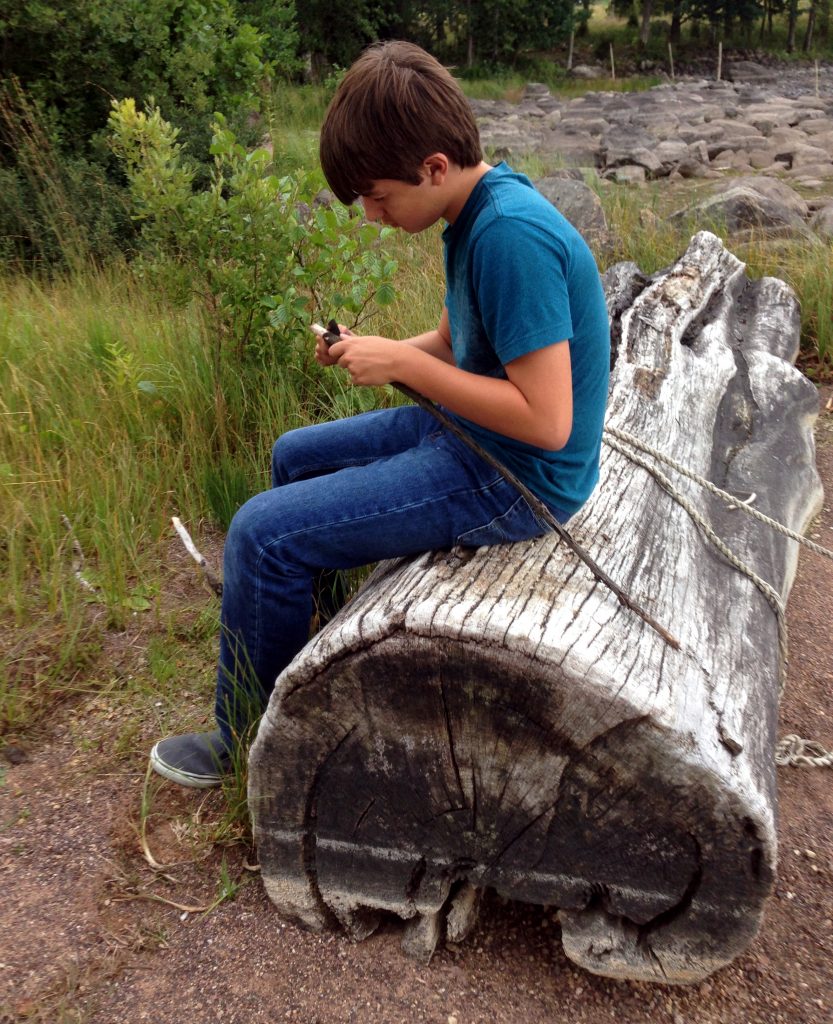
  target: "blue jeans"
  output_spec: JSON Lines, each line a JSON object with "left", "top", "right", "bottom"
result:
{"left": 215, "top": 405, "right": 568, "bottom": 745}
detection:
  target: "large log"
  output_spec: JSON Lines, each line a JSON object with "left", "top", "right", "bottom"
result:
{"left": 248, "top": 231, "right": 823, "bottom": 984}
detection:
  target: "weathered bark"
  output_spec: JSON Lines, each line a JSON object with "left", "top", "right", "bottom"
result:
{"left": 249, "top": 232, "right": 823, "bottom": 984}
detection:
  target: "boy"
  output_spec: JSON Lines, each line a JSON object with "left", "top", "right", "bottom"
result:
{"left": 150, "top": 41, "right": 609, "bottom": 788}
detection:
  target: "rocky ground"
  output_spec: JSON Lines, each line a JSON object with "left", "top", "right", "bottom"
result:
{"left": 475, "top": 62, "right": 833, "bottom": 203}
{"left": 1, "top": 393, "right": 831, "bottom": 1024}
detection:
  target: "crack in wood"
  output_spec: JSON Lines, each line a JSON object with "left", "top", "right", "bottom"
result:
{"left": 351, "top": 797, "right": 375, "bottom": 838}
{"left": 404, "top": 857, "right": 427, "bottom": 907}
{"left": 637, "top": 834, "right": 703, "bottom": 939}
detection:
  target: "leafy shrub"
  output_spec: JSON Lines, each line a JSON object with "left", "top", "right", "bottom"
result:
{"left": 0, "top": 0, "right": 298, "bottom": 266}
{"left": 108, "top": 99, "right": 398, "bottom": 376}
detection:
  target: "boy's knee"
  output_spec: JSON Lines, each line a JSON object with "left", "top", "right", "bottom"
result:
{"left": 271, "top": 427, "right": 309, "bottom": 486}
{"left": 225, "top": 494, "right": 267, "bottom": 568}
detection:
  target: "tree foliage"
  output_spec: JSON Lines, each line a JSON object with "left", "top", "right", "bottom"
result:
{"left": 0, "top": 0, "right": 300, "bottom": 158}
{"left": 109, "top": 99, "right": 399, "bottom": 373}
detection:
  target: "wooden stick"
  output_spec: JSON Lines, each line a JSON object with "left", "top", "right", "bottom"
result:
{"left": 61, "top": 514, "right": 98, "bottom": 594}
{"left": 668, "top": 42, "right": 675, "bottom": 81}
{"left": 172, "top": 516, "right": 223, "bottom": 598}
{"left": 609, "top": 43, "right": 616, "bottom": 81}
{"left": 717, "top": 40, "right": 723, "bottom": 81}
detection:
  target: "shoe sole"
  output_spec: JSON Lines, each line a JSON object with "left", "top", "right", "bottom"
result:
{"left": 149, "top": 742, "right": 224, "bottom": 789}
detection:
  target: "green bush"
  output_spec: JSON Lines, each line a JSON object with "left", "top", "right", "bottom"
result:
{"left": 109, "top": 99, "right": 398, "bottom": 383}
{"left": 0, "top": 0, "right": 298, "bottom": 266}
{"left": 0, "top": 0, "right": 287, "bottom": 157}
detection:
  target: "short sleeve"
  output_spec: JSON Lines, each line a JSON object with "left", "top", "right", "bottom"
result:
{"left": 470, "top": 217, "right": 574, "bottom": 365}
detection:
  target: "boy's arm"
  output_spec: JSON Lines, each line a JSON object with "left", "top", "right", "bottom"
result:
{"left": 329, "top": 334, "right": 573, "bottom": 451}
{"left": 400, "top": 307, "right": 455, "bottom": 364}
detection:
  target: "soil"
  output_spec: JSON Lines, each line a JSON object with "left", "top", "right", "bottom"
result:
{"left": 1, "top": 392, "right": 832, "bottom": 1024}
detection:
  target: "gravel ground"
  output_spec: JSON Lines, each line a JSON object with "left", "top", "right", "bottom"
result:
{"left": 1, "top": 393, "right": 831, "bottom": 1024}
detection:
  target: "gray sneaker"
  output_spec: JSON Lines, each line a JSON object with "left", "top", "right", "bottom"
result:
{"left": 149, "top": 730, "right": 231, "bottom": 788}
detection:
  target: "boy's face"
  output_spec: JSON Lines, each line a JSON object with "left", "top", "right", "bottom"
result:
{"left": 360, "top": 168, "right": 446, "bottom": 234}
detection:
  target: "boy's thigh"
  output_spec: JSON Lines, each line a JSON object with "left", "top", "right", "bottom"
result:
{"left": 240, "top": 427, "right": 547, "bottom": 572}
{"left": 272, "top": 405, "right": 437, "bottom": 485}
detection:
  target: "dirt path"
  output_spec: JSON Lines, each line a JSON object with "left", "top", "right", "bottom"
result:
{"left": 2, "top": 395, "right": 832, "bottom": 1024}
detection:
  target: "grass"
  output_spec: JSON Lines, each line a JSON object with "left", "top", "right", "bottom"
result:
{"left": 459, "top": 72, "right": 664, "bottom": 103}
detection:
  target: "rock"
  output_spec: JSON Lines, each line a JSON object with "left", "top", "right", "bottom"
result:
{"left": 729, "top": 152, "right": 754, "bottom": 171}
{"left": 639, "top": 208, "right": 662, "bottom": 229}
{"left": 810, "top": 204, "right": 833, "bottom": 239}
{"left": 710, "top": 151, "right": 735, "bottom": 171}
{"left": 678, "top": 159, "right": 718, "bottom": 179}
{"left": 539, "top": 131, "right": 603, "bottom": 168}
{"left": 678, "top": 123, "right": 728, "bottom": 145}
{"left": 654, "top": 139, "right": 692, "bottom": 171}
{"left": 707, "top": 132, "right": 768, "bottom": 159}
{"left": 792, "top": 143, "right": 833, "bottom": 168}
{"left": 747, "top": 148, "right": 778, "bottom": 169}
{"left": 669, "top": 183, "right": 808, "bottom": 235}
{"left": 801, "top": 117, "right": 833, "bottom": 135}
{"left": 687, "top": 139, "right": 711, "bottom": 164}
{"left": 603, "top": 134, "right": 664, "bottom": 176}
{"left": 559, "top": 116, "right": 610, "bottom": 136}
{"left": 604, "top": 165, "right": 647, "bottom": 185}
{"left": 786, "top": 161, "right": 833, "bottom": 181}
{"left": 726, "top": 61, "right": 778, "bottom": 84}
{"left": 730, "top": 176, "right": 809, "bottom": 218}
{"left": 535, "top": 175, "right": 609, "bottom": 246}
{"left": 809, "top": 130, "right": 833, "bottom": 155}
{"left": 570, "top": 64, "right": 605, "bottom": 80}
{"left": 469, "top": 70, "right": 833, "bottom": 202}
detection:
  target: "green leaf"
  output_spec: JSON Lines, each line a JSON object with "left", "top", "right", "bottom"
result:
{"left": 376, "top": 283, "right": 396, "bottom": 306}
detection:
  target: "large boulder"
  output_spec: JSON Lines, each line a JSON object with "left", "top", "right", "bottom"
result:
{"left": 810, "top": 202, "right": 833, "bottom": 240}
{"left": 669, "top": 178, "right": 810, "bottom": 237}
{"left": 725, "top": 61, "right": 778, "bottom": 85}
{"left": 535, "top": 175, "right": 609, "bottom": 247}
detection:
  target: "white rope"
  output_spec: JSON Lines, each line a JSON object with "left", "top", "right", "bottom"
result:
{"left": 605, "top": 426, "right": 833, "bottom": 561}
{"left": 604, "top": 426, "right": 832, "bottom": 769}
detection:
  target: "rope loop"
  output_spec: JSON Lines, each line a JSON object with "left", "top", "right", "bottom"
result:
{"left": 775, "top": 734, "right": 833, "bottom": 768}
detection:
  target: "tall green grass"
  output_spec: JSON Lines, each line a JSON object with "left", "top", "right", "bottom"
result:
{"left": 0, "top": 265, "right": 384, "bottom": 736}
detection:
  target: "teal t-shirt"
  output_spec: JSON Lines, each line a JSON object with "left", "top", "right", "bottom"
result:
{"left": 442, "top": 163, "right": 610, "bottom": 516}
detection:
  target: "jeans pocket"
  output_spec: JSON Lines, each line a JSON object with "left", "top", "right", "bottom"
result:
{"left": 455, "top": 495, "right": 540, "bottom": 548}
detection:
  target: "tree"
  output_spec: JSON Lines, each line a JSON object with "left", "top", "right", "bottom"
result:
{"left": 460, "top": 0, "right": 573, "bottom": 65}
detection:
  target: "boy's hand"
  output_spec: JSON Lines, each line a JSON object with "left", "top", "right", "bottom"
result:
{"left": 328, "top": 334, "right": 403, "bottom": 386}
{"left": 313, "top": 323, "right": 353, "bottom": 367}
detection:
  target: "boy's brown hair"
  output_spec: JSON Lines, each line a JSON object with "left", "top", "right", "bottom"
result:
{"left": 319, "top": 41, "right": 482, "bottom": 205}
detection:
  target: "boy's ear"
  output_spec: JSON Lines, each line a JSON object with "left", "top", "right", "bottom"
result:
{"left": 422, "top": 153, "right": 449, "bottom": 184}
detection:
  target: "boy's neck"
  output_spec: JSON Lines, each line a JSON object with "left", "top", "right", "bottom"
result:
{"left": 442, "top": 161, "right": 493, "bottom": 224}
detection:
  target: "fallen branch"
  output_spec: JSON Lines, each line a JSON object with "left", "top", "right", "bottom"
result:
{"left": 171, "top": 516, "right": 223, "bottom": 598}
{"left": 61, "top": 514, "right": 98, "bottom": 594}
